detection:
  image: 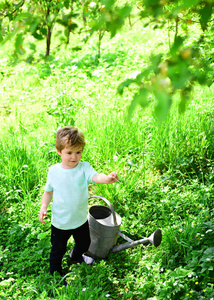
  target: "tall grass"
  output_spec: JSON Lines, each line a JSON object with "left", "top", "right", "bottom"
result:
{"left": 0, "top": 22, "right": 213, "bottom": 299}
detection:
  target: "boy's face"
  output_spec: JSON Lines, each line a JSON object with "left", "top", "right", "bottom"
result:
{"left": 57, "top": 146, "right": 83, "bottom": 169}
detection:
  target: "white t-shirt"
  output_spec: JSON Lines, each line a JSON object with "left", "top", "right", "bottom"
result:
{"left": 45, "top": 161, "right": 97, "bottom": 230}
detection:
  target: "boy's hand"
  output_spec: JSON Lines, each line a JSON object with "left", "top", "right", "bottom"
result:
{"left": 39, "top": 208, "right": 47, "bottom": 224}
{"left": 39, "top": 191, "right": 53, "bottom": 224}
{"left": 92, "top": 172, "right": 119, "bottom": 184}
{"left": 107, "top": 171, "right": 119, "bottom": 183}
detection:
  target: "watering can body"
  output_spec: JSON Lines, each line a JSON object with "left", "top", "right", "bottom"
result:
{"left": 87, "top": 196, "right": 162, "bottom": 259}
{"left": 88, "top": 204, "right": 121, "bottom": 258}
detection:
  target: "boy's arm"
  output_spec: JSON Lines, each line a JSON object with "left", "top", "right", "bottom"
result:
{"left": 92, "top": 171, "right": 118, "bottom": 184}
{"left": 39, "top": 191, "right": 53, "bottom": 224}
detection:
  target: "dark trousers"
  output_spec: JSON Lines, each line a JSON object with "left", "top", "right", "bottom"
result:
{"left": 49, "top": 221, "right": 91, "bottom": 275}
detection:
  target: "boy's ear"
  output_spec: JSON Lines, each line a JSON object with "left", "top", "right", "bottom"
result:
{"left": 56, "top": 149, "right": 61, "bottom": 156}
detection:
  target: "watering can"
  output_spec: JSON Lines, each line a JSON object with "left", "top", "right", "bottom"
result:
{"left": 87, "top": 196, "right": 162, "bottom": 259}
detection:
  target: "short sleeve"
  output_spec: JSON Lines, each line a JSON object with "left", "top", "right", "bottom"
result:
{"left": 45, "top": 168, "right": 54, "bottom": 192}
{"left": 84, "top": 162, "right": 97, "bottom": 184}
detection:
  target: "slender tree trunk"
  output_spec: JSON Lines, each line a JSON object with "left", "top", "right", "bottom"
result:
{"left": 97, "top": 30, "right": 105, "bottom": 59}
{"left": 46, "top": 26, "right": 52, "bottom": 56}
{"left": 71, "top": 0, "right": 74, "bottom": 11}
{"left": 66, "top": 29, "right": 70, "bottom": 45}
{"left": 82, "top": 0, "right": 86, "bottom": 24}
{"left": 46, "top": 5, "right": 51, "bottom": 56}
{"left": 174, "top": 16, "right": 179, "bottom": 41}
{"left": 66, "top": 0, "right": 74, "bottom": 44}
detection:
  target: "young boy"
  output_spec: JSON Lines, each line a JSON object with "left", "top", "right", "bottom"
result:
{"left": 38, "top": 126, "right": 118, "bottom": 276}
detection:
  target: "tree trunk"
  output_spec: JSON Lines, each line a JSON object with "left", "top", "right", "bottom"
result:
{"left": 46, "top": 5, "right": 51, "bottom": 57}
{"left": 66, "top": 0, "right": 74, "bottom": 44}
{"left": 71, "top": 0, "right": 74, "bottom": 11}
{"left": 46, "top": 26, "right": 52, "bottom": 56}
{"left": 82, "top": 0, "right": 86, "bottom": 24}
{"left": 174, "top": 17, "right": 179, "bottom": 42}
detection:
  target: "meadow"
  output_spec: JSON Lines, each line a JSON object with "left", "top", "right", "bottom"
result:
{"left": 0, "top": 21, "right": 214, "bottom": 299}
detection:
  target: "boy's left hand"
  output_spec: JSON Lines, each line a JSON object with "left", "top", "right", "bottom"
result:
{"left": 107, "top": 171, "right": 119, "bottom": 183}
{"left": 92, "top": 172, "right": 119, "bottom": 184}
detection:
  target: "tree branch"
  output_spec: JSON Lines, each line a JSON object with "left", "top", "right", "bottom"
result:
{"left": 0, "top": 0, "right": 25, "bottom": 18}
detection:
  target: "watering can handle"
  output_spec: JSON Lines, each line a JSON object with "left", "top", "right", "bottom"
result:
{"left": 89, "top": 195, "right": 118, "bottom": 226}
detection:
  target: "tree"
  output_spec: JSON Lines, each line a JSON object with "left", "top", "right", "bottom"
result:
{"left": 0, "top": 0, "right": 213, "bottom": 118}
{"left": 0, "top": 0, "right": 79, "bottom": 61}
{"left": 87, "top": 0, "right": 132, "bottom": 59}
{"left": 91, "top": 0, "right": 214, "bottom": 120}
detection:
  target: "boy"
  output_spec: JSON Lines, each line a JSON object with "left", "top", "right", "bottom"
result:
{"left": 38, "top": 126, "right": 118, "bottom": 276}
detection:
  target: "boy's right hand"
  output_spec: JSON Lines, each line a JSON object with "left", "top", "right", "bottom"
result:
{"left": 39, "top": 209, "right": 47, "bottom": 224}
{"left": 39, "top": 191, "right": 52, "bottom": 224}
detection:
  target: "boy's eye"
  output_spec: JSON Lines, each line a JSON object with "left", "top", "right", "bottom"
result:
{"left": 66, "top": 151, "right": 81, "bottom": 154}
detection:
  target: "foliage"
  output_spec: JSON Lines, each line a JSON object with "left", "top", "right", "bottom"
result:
{"left": 0, "top": 19, "right": 214, "bottom": 300}
{"left": 0, "top": 0, "right": 79, "bottom": 60}
{"left": 0, "top": 0, "right": 213, "bottom": 116}
{"left": 115, "top": 0, "right": 214, "bottom": 120}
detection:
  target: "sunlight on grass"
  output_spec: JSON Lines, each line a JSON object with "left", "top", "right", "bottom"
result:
{"left": 0, "top": 20, "right": 213, "bottom": 300}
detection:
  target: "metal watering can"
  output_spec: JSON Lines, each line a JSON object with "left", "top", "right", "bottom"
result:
{"left": 87, "top": 195, "right": 162, "bottom": 259}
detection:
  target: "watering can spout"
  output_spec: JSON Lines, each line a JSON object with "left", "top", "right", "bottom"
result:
{"left": 111, "top": 229, "right": 162, "bottom": 253}
{"left": 88, "top": 195, "right": 162, "bottom": 258}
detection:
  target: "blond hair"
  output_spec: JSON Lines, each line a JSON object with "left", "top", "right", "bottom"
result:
{"left": 56, "top": 126, "right": 86, "bottom": 152}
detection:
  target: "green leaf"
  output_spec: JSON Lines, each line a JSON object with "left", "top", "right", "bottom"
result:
{"left": 170, "top": 266, "right": 192, "bottom": 278}
{"left": 25, "top": 55, "right": 34, "bottom": 63}
{"left": 102, "top": 0, "right": 115, "bottom": 9}
{"left": 128, "top": 88, "right": 149, "bottom": 119}
{"left": 72, "top": 46, "right": 82, "bottom": 51}
{"left": 10, "top": 225, "right": 22, "bottom": 235}
{"left": 180, "top": 0, "right": 201, "bottom": 9}
{"left": 14, "top": 12, "right": 32, "bottom": 21}
{"left": 0, "top": 3, "right": 6, "bottom": 9}
{"left": 28, "top": 42, "right": 36, "bottom": 51}
{"left": 117, "top": 79, "right": 134, "bottom": 95}
{"left": 15, "top": 33, "right": 25, "bottom": 55}
{"left": 118, "top": 5, "right": 132, "bottom": 18}
{"left": 141, "top": 66, "right": 154, "bottom": 79}
{"left": 179, "top": 89, "right": 191, "bottom": 114}
{"left": 144, "top": 0, "right": 163, "bottom": 17}
{"left": 168, "top": 60, "right": 192, "bottom": 89}
{"left": 40, "top": 28, "right": 47, "bottom": 35}
{"left": 30, "top": 19, "right": 39, "bottom": 34}
{"left": 154, "top": 90, "right": 172, "bottom": 122}
{"left": 64, "top": 27, "right": 69, "bottom": 38}
{"left": 68, "top": 23, "right": 78, "bottom": 31}
{"left": 199, "top": 4, "right": 213, "bottom": 31}
{"left": 44, "top": 55, "right": 55, "bottom": 62}
{"left": 64, "top": 0, "right": 70, "bottom": 9}
{"left": 37, "top": 231, "right": 49, "bottom": 240}
{"left": 150, "top": 53, "right": 163, "bottom": 73}
{"left": 170, "top": 36, "right": 184, "bottom": 55}
{"left": 32, "top": 32, "right": 44, "bottom": 40}
{"left": 203, "top": 247, "right": 214, "bottom": 257}
{"left": 144, "top": 0, "right": 160, "bottom": 7}
{"left": 57, "top": 19, "right": 67, "bottom": 27}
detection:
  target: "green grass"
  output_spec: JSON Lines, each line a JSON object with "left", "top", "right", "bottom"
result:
{"left": 0, "top": 22, "right": 214, "bottom": 299}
